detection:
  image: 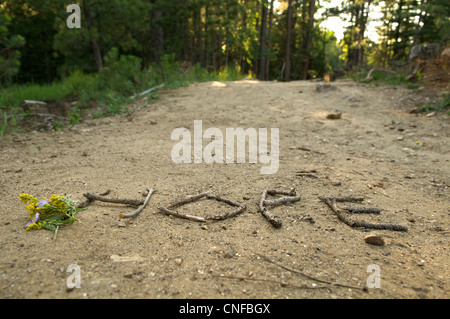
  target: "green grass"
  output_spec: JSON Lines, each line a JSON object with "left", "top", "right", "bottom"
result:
{"left": 0, "top": 55, "right": 245, "bottom": 135}
{"left": 0, "top": 82, "right": 68, "bottom": 107}
{"left": 420, "top": 93, "right": 450, "bottom": 114}
{"left": 352, "top": 69, "right": 420, "bottom": 89}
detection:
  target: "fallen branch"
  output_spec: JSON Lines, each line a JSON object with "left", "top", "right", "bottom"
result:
{"left": 119, "top": 188, "right": 156, "bottom": 219}
{"left": 158, "top": 206, "right": 206, "bottom": 222}
{"left": 82, "top": 192, "right": 143, "bottom": 207}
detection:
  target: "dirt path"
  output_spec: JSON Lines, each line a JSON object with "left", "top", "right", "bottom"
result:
{"left": 0, "top": 79, "right": 448, "bottom": 299}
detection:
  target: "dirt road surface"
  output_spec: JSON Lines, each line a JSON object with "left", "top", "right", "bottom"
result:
{"left": 1, "top": 79, "right": 448, "bottom": 299}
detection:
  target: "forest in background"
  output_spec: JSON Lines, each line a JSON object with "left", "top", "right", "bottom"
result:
{"left": 0, "top": 0, "right": 449, "bottom": 133}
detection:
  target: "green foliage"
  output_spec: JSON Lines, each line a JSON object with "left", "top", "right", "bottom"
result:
{"left": 61, "top": 70, "right": 99, "bottom": 103}
{"left": 0, "top": 82, "right": 67, "bottom": 107}
{"left": 99, "top": 48, "right": 145, "bottom": 95}
{"left": 2, "top": 0, "right": 449, "bottom": 137}
{"left": 352, "top": 69, "right": 420, "bottom": 89}
{"left": 0, "top": 9, "right": 25, "bottom": 84}
{"left": 421, "top": 93, "right": 450, "bottom": 113}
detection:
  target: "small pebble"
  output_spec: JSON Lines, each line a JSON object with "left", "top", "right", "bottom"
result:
{"left": 174, "top": 258, "right": 183, "bottom": 266}
{"left": 332, "top": 181, "right": 341, "bottom": 186}
{"left": 364, "top": 234, "right": 385, "bottom": 246}
{"left": 224, "top": 246, "right": 236, "bottom": 258}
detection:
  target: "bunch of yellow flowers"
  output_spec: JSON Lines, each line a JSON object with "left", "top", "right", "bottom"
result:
{"left": 19, "top": 193, "right": 83, "bottom": 232}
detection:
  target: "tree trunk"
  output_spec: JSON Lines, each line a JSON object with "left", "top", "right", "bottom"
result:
{"left": 258, "top": 0, "right": 268, "bottom": 80}
{"left": 300, "top": 0, "right": 316, "bottom": 80}
{"left": 393, "top": 0, "right": 404, "bottom": 59}
{"left": 151, "top": 2, "right": 164, "bottom": 64}
{"left": 265, "top": 0, "right": 275, "bottom": 80}
{"left": 284, "top": 0, "right": 293, "bottom": 81}
{"left": 82, "top": 0, "right": 103, "bottom": 71}
{"left": 204, "top": 5, "right": 209, "bottom": 68}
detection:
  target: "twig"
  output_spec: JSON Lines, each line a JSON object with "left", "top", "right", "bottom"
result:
{"left": 83, "top": 192, "right": 143, "bottom": 207}
{"left": 352, "top": 221, "right": 408, "bottom": 231}
{"left": 206, "top": 194, "right": 243, "bottom": 207}
{"left": 318, "top": 196, "right": 408, "bottom": 232}
{"left": 257, "top": 254, "right": 367, "bottom": 291}
{"left": 296, "top": 170, "right": 319, "bottom": 178}
{"left": 296, "top": 147, "right": 324, "bottom": 154}
{"left": 162, "top": 192, "right": 247, "bottom": 222}
{"left": 158, "top": 206, "right": 206, "bottom": 222}
{"left": 296, "top": 174, "right": 318, "bottom": 178}
{"left": 131, "top": 84, "right": 164, "bottom": 99}
{"left": 342, "top": 206, "right": 382, "bottom": 214}
{"left": 212, "top": 274, "right": 330, "bottom": 290}
{"left": 259, "top": 189, "right": 282, "bottom": 227}
{"left": 297, "top": 170, "right": 318, "bottom": 174}
{"left": 203, "top": 194, "right": 247, "bottom": 220}
{"left": 266, "top": 188, "right": 296, "bottom": 196}
{"left": 258, "top": 189, "right": 300, "bottom": 228}
{"left": 77, "top": 190, "right": 110, "bottom": 208}
{"left": 166, "top": 193, "right": 208, "bottom": 209}
{"left": 262, "top": 210, "right": 283, "bottom": 228}
{"left": 119, "top": 188, "right": 156, "bottom": 219}
{"left": 264, "top": 196, "right": 301, "bottom": 207}
{"left": 328, "top": 196, "right": 365, "bottom": 203}
{"left": 206, "top": 205, "right": 247, "bottom": 221}
{"left": 259, "top": 189, "right": 268, "bottom": 212}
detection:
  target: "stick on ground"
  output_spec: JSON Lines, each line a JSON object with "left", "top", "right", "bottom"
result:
{"left": 83, "top": 192, "right": 143, "bottom": 207}
{"left": 160, "top": 192, "right": 246, "bottom": 222}
{"left": 264, "top": 196, "right": 301, "bottom": 207}
{"left": 120, "top": 188, "right": 156, "bottom": 219}
{"left": 166, "top": 193, "right": 208, "bottom": 209}
{"left": 342, "top": 206, "right": 382, "bottom": 214}
{"left": 257, "top": 254, "right": 367, "bottom": 291}
{"left": 318, "top": 195, "right": 408, "bottom": 232}
{"left": 158, "top": 206, "right": 206, "bottom": 222}
{"left": 212, "top": 274, "right": 330, "bottom": 290}
{"left": 206, "top": 205, "right": 246, "bottom": 221}
{"left": 77, "top": 190, "right": 110, "bottom": 208}
{"left": 258, "top": 189, "right": 300, "bottom": 228}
